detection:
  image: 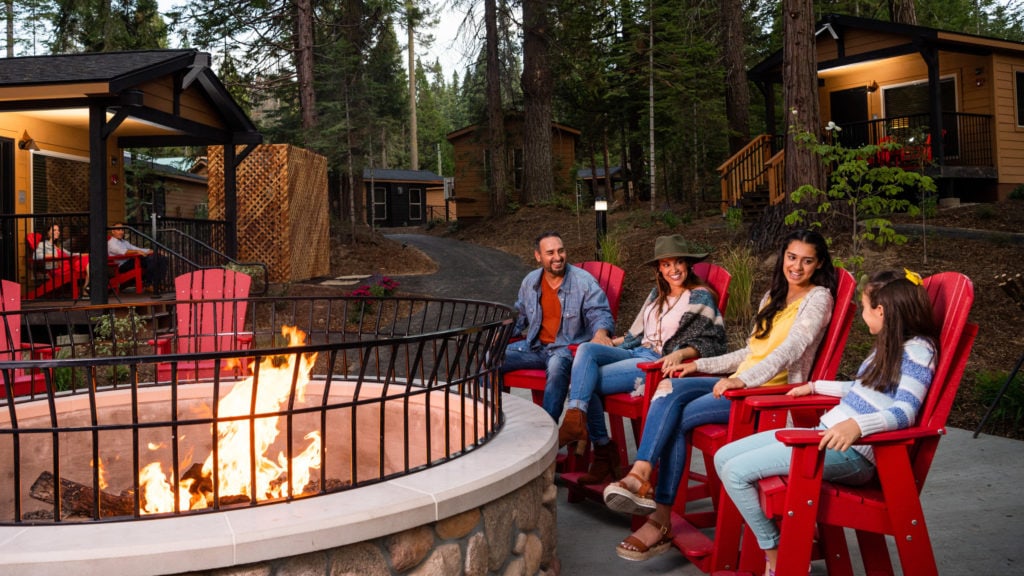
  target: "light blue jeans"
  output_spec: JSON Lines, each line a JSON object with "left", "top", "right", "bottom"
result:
{"left": 565, "top": 342, "right": 661, "bottom": 443}
{"left": 635, "top": 377, "right": 731, "bottom": 504}
{"left": 714, "top": 428, "right": 876, "bottom": 550}
{"left": 501, "top": 346, "right": 573, "bottom": 421}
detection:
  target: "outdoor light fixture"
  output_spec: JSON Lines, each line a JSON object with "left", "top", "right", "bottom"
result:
{"left": 867, "top": 81, "right": 879, "bottom": 93}
{"left": 594, "top": 195, "right": 608, "bottom": 260}
{"left": 18, "top": 138, "right": 39, "bottom": 151}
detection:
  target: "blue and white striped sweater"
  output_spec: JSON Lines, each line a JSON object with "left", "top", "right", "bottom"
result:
{"left": 816, "top": 337, "right": 937, "bottom": 464}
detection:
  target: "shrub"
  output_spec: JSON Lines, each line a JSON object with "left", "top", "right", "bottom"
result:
{"left": 598, "top": 232, "right": 622, "bottom": 266}
{"left": 348, "top": 275, "right": 400, "bottom": 323}
{"left": 725, "top": 207, "right": 743, "bottom": 232}
{"left": 717, "top": 245, "right": 758, "bottom": 329}
{"left": 1010, "top": 184, "right": 1024, "bottom": 200}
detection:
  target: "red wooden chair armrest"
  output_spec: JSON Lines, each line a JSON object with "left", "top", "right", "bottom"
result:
{"left": 774, "top": 428, "right": 926, "bottom": 446}
{"left": 235, "top": 333, "right": 254, "bottom": 349}
{"left": 745, "top": 393, "right": 840, "bottom": 410}
{"left": 723, "top": 384, "right": 801, "bottom": 400}
{"left": 149, "top": 335, "right": 174, "bottom": 354}
{"left": 637, "top": 359, "right": 663, "bottom": 371}
{"left": 20, "top": 342, "right": 57, "bottom": 360}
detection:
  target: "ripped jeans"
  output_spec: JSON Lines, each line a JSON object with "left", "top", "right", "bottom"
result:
{"left": 565, "top": 342, "right": 660, "bottom": 444}
{"left": 634, "top": 377, "right": 728, "bottom": 504}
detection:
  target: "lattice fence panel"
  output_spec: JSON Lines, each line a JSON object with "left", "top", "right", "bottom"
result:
{"left": 208, "top": 144, "right": 329, "bottom": 283}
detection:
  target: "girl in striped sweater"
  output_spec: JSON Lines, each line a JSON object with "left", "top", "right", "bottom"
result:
{"left": 714, "top": 269, "right": 940, "bottom": 576}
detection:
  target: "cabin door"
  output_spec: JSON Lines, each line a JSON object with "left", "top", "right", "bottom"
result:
{"left": 830, "top": 87, "right": 870, "bottom": 147}
{"left": 0, "top": 138, "right": 14, "bottom": 281}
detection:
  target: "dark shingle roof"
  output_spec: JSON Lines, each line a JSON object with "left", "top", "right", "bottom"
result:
{"left": 362, "top": 169, "right": 443, "bottom": 183}
{"left": 0, "top": 50, "right": 197, "bottom": 87}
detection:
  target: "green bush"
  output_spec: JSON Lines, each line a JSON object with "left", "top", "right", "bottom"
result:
{"left": 725, "top": 207, "right": 743, "bottom": 231}
{"left": 598, "top": 233, "right": 622, "bottom": 266}
{"left": 1010, "top": 184, "right": 1024, "bottom": 200}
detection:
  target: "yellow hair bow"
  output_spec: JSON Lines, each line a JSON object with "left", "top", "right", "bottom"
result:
{"left": 904, "top": 268, "right": 923, "bottom": 286}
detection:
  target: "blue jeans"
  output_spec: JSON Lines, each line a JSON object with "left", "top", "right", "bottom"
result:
{"left": 714, "top": 428, "right": 876, "bottom": 550}
{"left": 501, "top": 346, "right": 573, "bottom": 421}
{"left": 634, "top": 377, "right": 731, "bottom": 504}
{"left": 566, "top": 342, "right": 660, "bottom": 443}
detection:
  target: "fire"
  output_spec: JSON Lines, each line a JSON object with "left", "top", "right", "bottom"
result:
{"left": 140, "top": 325, "right": 321, "bottom": 514}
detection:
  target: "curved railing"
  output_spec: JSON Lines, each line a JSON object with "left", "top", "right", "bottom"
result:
{"left": 0, "top": 296, "right": 516, "bottom": 524}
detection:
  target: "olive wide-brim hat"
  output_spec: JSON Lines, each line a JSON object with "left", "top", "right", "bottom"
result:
{"left": 645, "top": 235, "right": 710, "bottom": 266}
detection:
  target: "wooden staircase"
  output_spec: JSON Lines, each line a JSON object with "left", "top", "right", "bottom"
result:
{"left": 717, "top": 134, "right": 785, "bottom": 215}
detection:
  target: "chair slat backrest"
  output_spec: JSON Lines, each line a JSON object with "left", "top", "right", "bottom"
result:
{"left": 175, "top": 269, "right": 252, "bottom": 354}
{"left": 808, "top": 268, "right": 857, "bottom": 381}
{"left": 575, "top": 261, "right": 626, "bottom": 321}
{"left": 920, "top": 272, "right": 974, "bottom": 429}
{"left": 0, "top": 280, "right": 21, "bottom": 362}
{"left": 692, "top": 262, "right": 732, "bottom": 317}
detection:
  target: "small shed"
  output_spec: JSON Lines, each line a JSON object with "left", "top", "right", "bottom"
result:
{"left": 363, "top": 168, "right": 444, "bottom": 227}
{"left": 577, "top": 165, "right": 625, "bottom": 201}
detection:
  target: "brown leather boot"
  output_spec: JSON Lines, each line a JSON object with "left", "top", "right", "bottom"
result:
{"left": 557, "top": 408, "right": 588, "bottom": 451}
{"left": 579, "top": 440, "right": 621, "bottom": 485}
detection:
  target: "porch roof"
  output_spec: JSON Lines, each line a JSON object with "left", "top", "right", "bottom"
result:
{"left": 749, "top": 13, "right": 1024, "bottom": 81}
{"left": 0, "top": 49, "right": 260, "bottom": 146}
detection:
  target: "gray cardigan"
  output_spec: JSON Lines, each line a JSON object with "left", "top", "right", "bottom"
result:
{"left": 693, "top": 285, "right": 833, "bottom": 387}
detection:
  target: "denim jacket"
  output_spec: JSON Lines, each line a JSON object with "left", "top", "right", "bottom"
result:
{"left": 509, "top": 264, "right": 615, "bottom": 358}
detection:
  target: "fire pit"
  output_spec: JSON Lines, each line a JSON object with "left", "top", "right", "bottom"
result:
{"left": 0, "top": 296, "right": 558, "bottom": 575}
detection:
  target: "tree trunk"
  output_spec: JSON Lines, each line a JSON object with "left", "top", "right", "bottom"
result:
{"left": 485, "top": 0, "right": 509, "bottom": 216}
{"left": 889, "top": 0, "right": 917, "bottom": 24}
{"left": 521, "top": 0, "right": 554, "bottom": 204}
{"left": 295, "top": 0, "right": 318, "bottom": 131}
{"left": 721, "top": 0, "right": 750, "bottom": 154}
{"left": 407, "top": 2, "right": 418, "bottom": 169}
{"left": 5, "top": 0, "right": 13, "bottom": 58}
{"left": 782, "top": 0, "right": 822, "bottom": 199}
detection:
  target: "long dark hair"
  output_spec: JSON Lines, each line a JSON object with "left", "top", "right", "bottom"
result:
{"left": 859, "top": 270, "right": 940, "bottom": 392}
{"left": 652, "top": 258, "right": 710, "bottom": 313}
{"left": 752, "top": 229, "right": 837, "bottom": 339}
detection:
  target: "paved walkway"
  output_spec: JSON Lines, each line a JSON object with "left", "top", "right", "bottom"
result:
{"left": 386, "top": 233, "right": 1024, "bottom": 575}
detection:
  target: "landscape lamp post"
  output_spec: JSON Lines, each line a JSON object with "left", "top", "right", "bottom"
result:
{"left": 594, "top": 195, "right": 607, "bottom": 260}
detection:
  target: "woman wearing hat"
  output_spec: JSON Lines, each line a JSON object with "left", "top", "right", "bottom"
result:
{"left": 557, "top": 235, "right": 728, "bottom": 486}
{"left": 602, "top": 229, "right": 837, "bottom": 562}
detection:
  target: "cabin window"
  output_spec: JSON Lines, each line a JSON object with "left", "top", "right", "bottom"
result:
{"left": 409, "top": 188, "right": 423, "bottom": 220}
{"left": 372, "top": 186, "right": 387, "bottom": 224}
{"left": 1016, "top": 71, "right": 1024, "bottom": 127}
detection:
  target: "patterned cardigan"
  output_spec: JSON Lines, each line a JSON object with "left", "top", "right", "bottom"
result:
{"left": 620, "top": 287, "right": 727, "bottom": 359}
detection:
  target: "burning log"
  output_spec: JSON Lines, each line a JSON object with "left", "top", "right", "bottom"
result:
{"left": 30, "top": 471, "right": 135, "bottom": 518}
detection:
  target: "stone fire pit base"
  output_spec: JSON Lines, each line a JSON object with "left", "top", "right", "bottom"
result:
{"left": 0, "top": 395, "right": 558, "bottom": 576}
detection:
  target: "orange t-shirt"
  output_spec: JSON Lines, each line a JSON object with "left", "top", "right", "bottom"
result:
{"left": 538, "top": 279, "right": 561, "bottom": 345}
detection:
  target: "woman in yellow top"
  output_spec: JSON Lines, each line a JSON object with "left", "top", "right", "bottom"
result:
{"left": 602, "top": 229, "right": 838, "bottom": 562}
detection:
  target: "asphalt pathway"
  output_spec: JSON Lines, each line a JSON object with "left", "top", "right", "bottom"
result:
{"left": 387, "top": 232, "right": 1024, "bottom": 576}
{"left": 384, "top": 233, "right": 531, "bottom": 306}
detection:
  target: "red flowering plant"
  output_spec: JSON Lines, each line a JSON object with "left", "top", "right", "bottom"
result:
{"left": 347, "top": 274, "right": 400, "bottom": 322}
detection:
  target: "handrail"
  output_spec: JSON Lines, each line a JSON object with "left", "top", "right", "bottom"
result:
{"left": 717, "top": 134, "right": 774, "bottom": 215}
{"left": 158, "top": 228, "right": 269, "bottom": 295}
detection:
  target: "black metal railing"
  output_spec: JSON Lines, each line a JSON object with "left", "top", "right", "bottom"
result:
{"left": 0, "top": 296, "right": 515, "bottom": 523}
{"left": 151, "top": 228, "right": 269, "bottom": 295}
{"left": 836, "top": 112, "right": 993, "bottom": 167}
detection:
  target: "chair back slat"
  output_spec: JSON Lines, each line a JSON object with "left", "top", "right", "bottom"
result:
{"left": 919, "top": 272, "right": 975, "bottom": 430}
{"left": 809, "top": 268, "right": 857, "bottom": 381}
{"left": 575, "top": 261, "right": 625, "bottom": 321}
{"left": 692, "top": 262, "right": 732, "bottom": 317}
{"left": 0, "top": 279, "right": 22, "bottom": 362}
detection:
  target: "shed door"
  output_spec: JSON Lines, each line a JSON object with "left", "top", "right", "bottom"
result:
{"left": 390, "top": 185, "right": 409, "bottom": 226}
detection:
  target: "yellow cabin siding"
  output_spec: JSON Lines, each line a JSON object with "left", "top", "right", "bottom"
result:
{"left": 994, "top": 57, "right": 1024, "bottom": 183}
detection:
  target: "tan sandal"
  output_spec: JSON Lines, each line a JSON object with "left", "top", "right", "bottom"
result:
{"left": 615, "top": 517, "right": 673, "bottom": 561}
{"left": 603, "top": 471, "right": 656, "bottom": 515}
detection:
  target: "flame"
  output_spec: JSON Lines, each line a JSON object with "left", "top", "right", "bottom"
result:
{"left": 91, "top": 458, "right": 108, "bottom": 491}
{"left": 140, "top": 326, "right": 321, "bottom": 514}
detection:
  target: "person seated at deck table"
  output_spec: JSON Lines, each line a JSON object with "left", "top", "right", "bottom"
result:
{"left": 34, "top": 223, "right": 90, "bottom": 291}
{"left": 602, "top": 229, "right": 837, "bottom": 562}
{"left": 556, "top": 235, "right": 728, "bottom": 485}
{"left": 108, "top": 222, "right": 168, "bottom": 293}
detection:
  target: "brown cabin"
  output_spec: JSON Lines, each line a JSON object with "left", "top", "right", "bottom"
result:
{"left": 446, "top": 117, "right": 580, "bottom": 219}
{"left": 722, "top": 13, "right": 1024, "bottom": 212}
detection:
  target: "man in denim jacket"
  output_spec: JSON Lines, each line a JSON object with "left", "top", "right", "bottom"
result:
{"left": 502, "top": 231, "right": 614, "bottom": 421}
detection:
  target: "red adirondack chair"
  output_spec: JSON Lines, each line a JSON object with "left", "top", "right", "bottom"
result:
{"left": 25, "top": 232, "right": 85, "bottom": 300}
{"left": 107, "top": 236, "right": 144, "bottom": 295}
{"left": 717, "top": 271, "right": 977, "bottom": 576}
{"left": 620, "top": 268, "right": 857, "bottom": 573}
{"left": 151, "top": 269, "right": 254, "bottom": 382}
{"left": 502, "top": 261, "right": 625, "bottom": 406}
{"left": 0, "top": 279, "right": 57, "bottom": 398}
{"left": 560, "top": 262, "right": 732, "bottom": 500}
